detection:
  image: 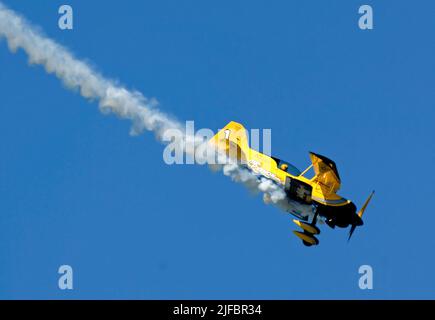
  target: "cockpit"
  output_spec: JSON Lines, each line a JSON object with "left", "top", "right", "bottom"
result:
{"left": 272, "top": 157, "right": 301, "bottom": 176}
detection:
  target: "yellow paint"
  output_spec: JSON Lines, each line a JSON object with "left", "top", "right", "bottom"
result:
{"left": 358, "top": 191, "right": 375, "bottom": 218}
{"left": 210, "top": 121, "right": 350, "bottom": 207}
{"left": 293, "top": 219, "right": 319, "bottom": 235}
{"left": 293, "top": 231, "right": 318, "bottom": 245}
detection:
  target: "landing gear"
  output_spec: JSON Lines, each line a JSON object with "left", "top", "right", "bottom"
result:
{"left": 292, "top": 205, "right": 320, "bottom": 247}
{"left": 303, "top": 240, "right": 313, "bottom": 247}
{"left": 293, "top": 230, "right": 319, "bottom": 246}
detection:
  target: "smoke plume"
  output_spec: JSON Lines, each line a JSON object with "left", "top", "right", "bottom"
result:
{"left": 0, "top": 2, "right": 301, "bottom": 218}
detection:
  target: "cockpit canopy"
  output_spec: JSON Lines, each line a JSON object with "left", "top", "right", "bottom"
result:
{"left": 272, "top": 156, "right": 301, "bottom": 176}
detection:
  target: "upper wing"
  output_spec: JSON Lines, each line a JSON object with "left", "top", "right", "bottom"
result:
{"left": 309, "top": 152, "right": 341, "bottom": 194}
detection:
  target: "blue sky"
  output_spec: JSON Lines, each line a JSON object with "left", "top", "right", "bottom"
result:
{"left": 0, "top": 0, "right": 434, "bottom": 299}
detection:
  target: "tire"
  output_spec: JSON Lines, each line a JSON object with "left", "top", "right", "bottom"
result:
{"left": 303, "top": 240, "right": 313, "bottom": 247}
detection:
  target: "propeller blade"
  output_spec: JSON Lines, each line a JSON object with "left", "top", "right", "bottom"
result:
{"left": 348, "top": 224, "right": 357, "bottom": 242}
{"left": 357, "top": 190, "right": 375, "bottom": 218}
{"left": 348, "top": 191, "right": 375, "bottom": 242}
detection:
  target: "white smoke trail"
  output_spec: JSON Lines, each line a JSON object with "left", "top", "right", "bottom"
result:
{"left": 0, "top": 2, "right": 299, "bottom": 217}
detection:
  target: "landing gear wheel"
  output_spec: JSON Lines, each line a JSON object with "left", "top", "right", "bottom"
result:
{"left": 311, "top": 225, "right": 321, "bottom": 235}
{"left": 303, "top": 240, "right": 313, "bottom": 247}
{"left": 292, "top": 209, "right": 321, "bottom": 246}
{"left": 293, "top": 231, "right": 320, "bottom": 246}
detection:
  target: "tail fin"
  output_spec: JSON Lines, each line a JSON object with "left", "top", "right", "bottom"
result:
{"left": 210, "top": 121, "right": 249, "bottom": 161}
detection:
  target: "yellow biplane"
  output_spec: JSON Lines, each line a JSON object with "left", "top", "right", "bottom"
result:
{"left": 211, "top": 121, "right": 374, "bottom": 246}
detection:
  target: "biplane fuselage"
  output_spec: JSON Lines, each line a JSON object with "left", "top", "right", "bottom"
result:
{"left": 211, "top": 121, "right": 373, "bottom": 246}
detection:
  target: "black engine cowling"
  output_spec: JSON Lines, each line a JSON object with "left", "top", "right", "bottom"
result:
{"left": 315, "top": 201, "right": 358, "bottom": 229}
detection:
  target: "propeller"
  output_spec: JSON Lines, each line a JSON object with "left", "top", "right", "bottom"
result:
{"left": 348, "top": 191, "right": 375, "bottom": 242}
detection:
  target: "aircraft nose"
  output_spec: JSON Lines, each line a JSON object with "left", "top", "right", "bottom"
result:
{"left": 353, "top": 214, "right": 364, "bottom": 226}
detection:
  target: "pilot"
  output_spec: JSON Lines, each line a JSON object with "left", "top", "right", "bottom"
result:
{"left": 280, "top": 164, "right": 288, "bottom": 172}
